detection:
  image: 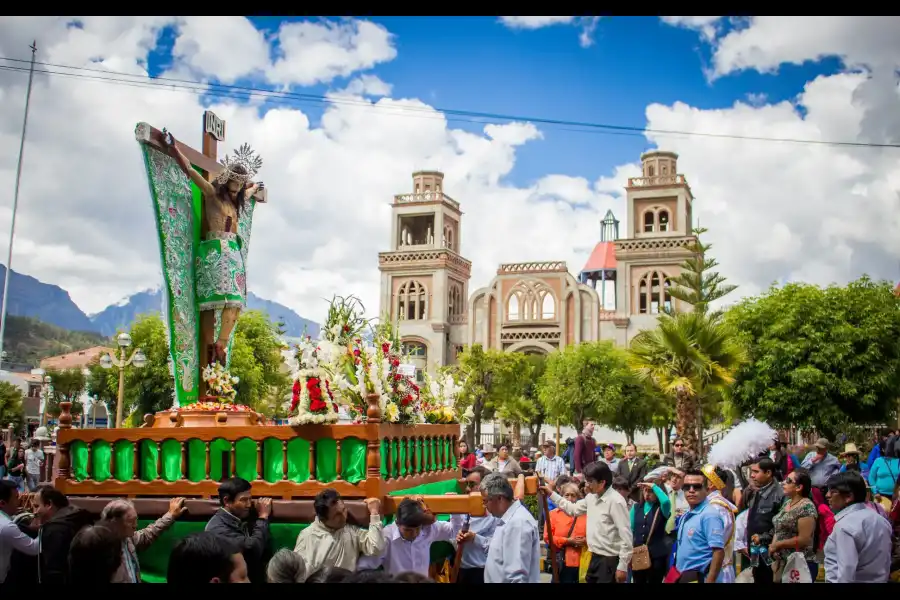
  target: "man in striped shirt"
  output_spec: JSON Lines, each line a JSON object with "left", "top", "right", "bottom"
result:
{"left": 535, "top": 441, "right": 567, "bottom": 483}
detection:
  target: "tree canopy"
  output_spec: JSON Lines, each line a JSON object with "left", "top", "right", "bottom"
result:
{"left": 0, "top": 381, "right": 25, "bottom": 430}
{"left": 726, "top": 276, "right": 900, "bottom": 436}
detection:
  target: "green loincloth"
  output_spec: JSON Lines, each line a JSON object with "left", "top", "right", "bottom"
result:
{"left": 196, "top": 233, "right": 247, "bottom": 311}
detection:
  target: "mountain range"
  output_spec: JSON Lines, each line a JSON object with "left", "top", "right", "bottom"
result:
{"left": 0, "top": 265, "right": 319, "bottom": 338}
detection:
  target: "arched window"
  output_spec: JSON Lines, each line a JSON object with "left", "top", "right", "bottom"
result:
{"left": 648, "top": 165, "right": 655, "bottom": 177}
{"left": 508, "top": 281, "right": 556, "bottom": 321}
{"left": 658, "top": 210, "right": 670, "bottom": 232}
{"left": 402, "top": 341, "right": 427, "bottom": 383}
{"left": 643, "top": 211, "right": 655, "bottom": 233}
{"left": 397, "top": 280, "right": 427, "bottom": 321}
{"left": 637, "top": 271, "right": 673, "bottom": 315}
{"left": 443, "top": 225, "right": 454, "bottom": 251}
{"left": 448, "top": 282, "right": 463, "bottom": 317}
{"left": 507, "top": 294, "right": 520, "bottom": 321}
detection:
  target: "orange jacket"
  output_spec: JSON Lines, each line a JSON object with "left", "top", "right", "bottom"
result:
{"left": 543, "top": 508, "right": 587, "bottom": 567}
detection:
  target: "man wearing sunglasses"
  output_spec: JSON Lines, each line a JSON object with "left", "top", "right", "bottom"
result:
{"left": 451, "top": 467, "right": 500, "bottom": 584}
{"left": 665, "top": 470, "right": 725, "bottom": 583}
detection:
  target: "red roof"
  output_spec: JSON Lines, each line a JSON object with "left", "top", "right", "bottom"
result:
{"left": 581, "top": 241, "right": 616, "bottom": 273}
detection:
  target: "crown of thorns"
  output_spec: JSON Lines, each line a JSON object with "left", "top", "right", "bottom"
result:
{"left": 215, "top": 143, "right": 262, "bottom": 185}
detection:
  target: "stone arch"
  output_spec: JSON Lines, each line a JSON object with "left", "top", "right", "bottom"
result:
{"left": 505, "top": 340, "right": 556, "bottom": 354}
{"left": 505, "top": 279, "right": 558, "bottom": 322}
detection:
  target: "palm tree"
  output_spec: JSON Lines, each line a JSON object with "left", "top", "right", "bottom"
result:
{"left": 628, "top": 311, "right": 746, "bottom": 456}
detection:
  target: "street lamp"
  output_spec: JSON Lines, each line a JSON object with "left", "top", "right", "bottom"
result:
{"left": 100, "top": 332, "right": 147, "bottom": 428}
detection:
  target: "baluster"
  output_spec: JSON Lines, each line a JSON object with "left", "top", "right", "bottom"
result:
{"left": 86, "top": 443, "right": 93, "bottom": 480}
{"left": 437, "top": 437, "right": 444, "bottom": 470}
{"left": 256, "top": 441, "right": 263, "bottom": 481}
{"left": 416, "top": 437, "right": 422, "bottom": 474}
{"left": 155, "top": 441, "right": 162, "bottom": 480}
{"left": 56, "top": 403, "right": 72, "bottom": 480}
{"left": 308, "top": 441, "right": 316, "bottom": 481}
{"left": 335, "top": 440, "right": 343, "bottom": 481}
{"left": 133, "top": 442, "right": 140, "bottom": 480}
{"left": 387, "top": 438, "right": 394, "bottom": 480}
{"left": 204, "top": 443, "right": 211, "bottom": 480}
{"left": 282, "top": 441, "right": 288, "bottom": 481}
{"left": 181, "top": 441, "right": 187, "bottom": 480}
{"left": 405, "top": 437, "right": 411, "bottom": 478}
{"left": 109, "top": 441, "right": 116, "bottom": 479}
{"left": 229, "top": 441, "right": 236, "bottom": 479}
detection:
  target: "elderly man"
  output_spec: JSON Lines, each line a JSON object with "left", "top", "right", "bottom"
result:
{"left": 802, "top": 438, "right": 842, "bottom": 492}
{"left": 480, "top": 472, "right": 541, "bottom": 583}
{"left": 824, "top": 472, "right": 892, "bottom": 583}
{"left": 452, "top": 466, "right": 501, "bottom": 584}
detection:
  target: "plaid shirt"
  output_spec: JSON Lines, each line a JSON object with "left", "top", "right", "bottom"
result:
{"left": 535, "top": 455, "right": 566, "bottom": 481}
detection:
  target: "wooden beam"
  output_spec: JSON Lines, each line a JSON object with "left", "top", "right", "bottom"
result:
{"left": 136, "top": 122, "right": 267, "bottom": 203}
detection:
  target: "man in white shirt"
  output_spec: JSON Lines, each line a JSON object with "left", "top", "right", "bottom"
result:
{"left": 544, "top": 460, "right": 632, "bottom": 583}
{"left": 824, "top": 472, "right": 892, "bottom": 583}
{"left": 24, "top": 440, "right": 44, "bottom": 492}
{"left": 481, "top": 472, "right": 541, "bottom": 583}
{"left": 452, "top": 466, "right": 501, "bottom": 584}
{"left": 357, "top": 497, "right": 459, "bottom": 576}
{"left": 0, "top": 479, "right": 41, "bottom": 583}
{"left": 294, "top": 488, "right": 385, "bottom": 575}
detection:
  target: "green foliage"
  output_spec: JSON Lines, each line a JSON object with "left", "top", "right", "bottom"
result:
{"left": 44, "top": 367, "right": 87, "bottom": 417}
{"left": 3, "top": 315, "right": 107, "bottom": 367}
{"left": 537, "top": 341, "right": 640, "bottom": 432}
{"left": 666, "top": 227, "right": 737, "bottom": 317}
{"left": 455, "top": 345, "right": 531, "bottom": 442}
{"left": 230, "top": 310, "right": 291, "bottom": 416}
{"left": 0, "top": 381, "right": 25, "bottom": 430}
{"left": 120, "top": 314, "right": 174, "bottom": 425}
{"left": 726, "top": 276, "right": 900, "bottom": 436}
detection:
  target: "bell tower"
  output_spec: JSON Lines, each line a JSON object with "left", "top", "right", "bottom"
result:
{"left": 378, "top": 171, "right": 472, "bottom": 379}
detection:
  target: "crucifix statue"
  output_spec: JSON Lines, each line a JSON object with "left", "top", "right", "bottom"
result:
{"left": 134, "top": 112, "right": 268, "bottom": 404}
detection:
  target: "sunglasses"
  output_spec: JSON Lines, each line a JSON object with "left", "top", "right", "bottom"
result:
{"left": 674, "top": 443, "right": 684, "bottom": 448}
{"left": 683, "top": 483, "right": 705, "bottom": 491}
{"left": 784, "top": 478, "right": 797, "bottom": 484}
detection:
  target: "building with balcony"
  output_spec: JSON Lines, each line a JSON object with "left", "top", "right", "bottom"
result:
{"left": 378, "top": 150, "right": 697, "bottom": 377}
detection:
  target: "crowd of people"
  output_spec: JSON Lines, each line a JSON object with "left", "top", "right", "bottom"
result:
{"left": 1, "top": 424, "right": 898, "bottom": 584}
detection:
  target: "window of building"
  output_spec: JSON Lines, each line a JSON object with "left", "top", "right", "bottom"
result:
{"left": 659, "top": 210, "right": 670, "bottom": 232}
{"left": 643, "top": 211, "right": 655, "bottom": 233}
{"left": 397, "top": 280, "right": 427, "bottom": 321}
{"left": 637, "top": 271, "right": 672, "bottom": 315}
{"left": 507, "top": 294, "right": 520, "bottom": 321}
{"left": 402, "top": 342, "right": 427, "bottom": 383}
{"left": 448, "top": 282, "right": 463, "bottom": 317}
{"left": 508, "top": 281, "right": 556, "bottom": 321}
{"left": 542, "top": 294, "right": 555, "bottom": 319}
{"left": 648, "top": 165, "right": 655, "bottom": 177}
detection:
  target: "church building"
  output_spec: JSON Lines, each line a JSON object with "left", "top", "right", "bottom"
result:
{"left": 377, "top": 151, "right": 698, "bottom": 379}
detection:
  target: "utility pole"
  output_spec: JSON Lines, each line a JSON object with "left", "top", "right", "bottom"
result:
{"left": 0, "top": 41, "right": 38, "bottom": 370}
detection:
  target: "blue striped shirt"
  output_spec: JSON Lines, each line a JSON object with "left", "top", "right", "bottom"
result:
{"left": 535, "top": 455, "right": 566, "bottom": 481}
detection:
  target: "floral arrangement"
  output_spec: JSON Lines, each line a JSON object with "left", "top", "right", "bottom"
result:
{"left": 286, "top": 295, "right": 467, "bottom": 425}
{"left": 420, "top": 371, "right": 472, "bottom": 424}
{"left": 201, "top": 363, "right": 239, "bottom": 403}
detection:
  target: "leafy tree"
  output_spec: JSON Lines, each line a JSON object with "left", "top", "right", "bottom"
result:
{"left": 595, "top": 379, "right": 659, "bottom": 445}
{"left": 537, "top": 341, "right": 637, "bottom": 432}
{"left": 628, "top": 311, "right": 746, "bottom": 455}
{"left": 120, "top": 314, "right": 174, "bottom": 426}
{"left": 44, "top": 368, "right": 87, "bottom": 418}
{"left": 454, "top": 345, "right": 528, "bottom": 447}
{"left": 667, "top": 227, "right": 737, "bottom": 317}
{"left": 493, "top": 354, "right": 546, "bottom": 448}
{"left": 230, "top": 310, "right": 291, "bottom": 415}
{"left": 0, "top": 381, "right": 25, "bottom": 430}
{"left": 726, "top": 277, "right": 900, "bottom": 437}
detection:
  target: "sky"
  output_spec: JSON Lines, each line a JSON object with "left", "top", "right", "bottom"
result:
{"left": 0, "top": 16, "right": 899, "bottom": 324}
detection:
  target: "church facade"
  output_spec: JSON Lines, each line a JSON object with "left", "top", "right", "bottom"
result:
{"left": 377, "top": 151, "right": 698, "bottom": 379}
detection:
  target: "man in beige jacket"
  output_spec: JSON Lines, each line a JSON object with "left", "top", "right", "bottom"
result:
{"left": 294, "top": 488, "right": 385, "bottom": 574}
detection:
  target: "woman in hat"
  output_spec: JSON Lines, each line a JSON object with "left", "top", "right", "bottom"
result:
{"left": 839, "top": 443, "right": 861, "bottom": 474}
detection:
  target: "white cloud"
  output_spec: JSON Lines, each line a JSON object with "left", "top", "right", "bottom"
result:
{"left": 660, "top": 16, "right": 722, "bottom": 41}
{"left": 1, "top": 15, "right": 899, "bottom": 329}
{"left": 172, "top": 16, "right": 271, "bottom": 83}
{"left": 498, "top": 16, "right": 600, "bottom": 48}
{"left": 337, "top": 74, "right": 393, "bottom": 97}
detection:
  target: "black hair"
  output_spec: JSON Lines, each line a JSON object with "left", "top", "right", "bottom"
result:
{"left": 555, "top": 474, "right": 573, "bottom": 490}
{"left": 168, "top": 531, "right": 239, "bottom": 584}
{"left": 37, "top": 485, "right": 69, "bottom": 509}
{"left": 314, "top": 488, "right": 342, "bottom": 521}
{"left": 582, "top": 461, "right": 613, "bottom": 489}
{"left": 213, "top": 164, "right": 250, "bottom": 217}
{"left": 343, "top": 569, "right": 394, "bottom": 583}
{"left": 467, "top": 466, "right": 490, "bottom": 481}
{"left": 306, "top": 566, "right": 353, "bottom": 583}
{"left": 683, "top": 468, "right": 707, "bottom": 487}
{"left": 0, "top": 479, "right": 17, "bottom": 504}
{"left": 68, "top": 525, "right": 123, "bottom": 584}
{"left": 754, "top": 457, "right": 777, "bottom": 476}
{"left": 612, "top": 475, "right": 630, "bottom": 491}
{"left": 826, "top": 472, "right": 867, "bottom": 505}
{"left": 392, "top": 571, "right": 434, "bottom": 583}
{"left": 789, "top": 468, "right": 813, "bottom": 498}
{"left": 217, "top": 477, "right": 252, "bottom": 507}
{"left": 395, "top": 498, "right": 428, "bottom": 528}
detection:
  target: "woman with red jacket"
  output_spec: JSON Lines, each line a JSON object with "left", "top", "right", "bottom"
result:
{"left": 458, "top": 440, "right": 477, "bottom": 471}
{"left": 810, "top": 486, "right": 835, "bottom": 579}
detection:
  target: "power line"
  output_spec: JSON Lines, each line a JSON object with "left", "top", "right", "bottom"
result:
{"left": 2, "top": 55, "right": 898, "bottom": 149}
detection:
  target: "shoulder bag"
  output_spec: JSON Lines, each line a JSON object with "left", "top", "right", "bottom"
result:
{"left": 632, "top": 505, "right": 662, "bottom": 571}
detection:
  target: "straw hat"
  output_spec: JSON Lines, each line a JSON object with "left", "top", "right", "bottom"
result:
{"left": 841, "top": 443, "right": 860, "bottom": 457}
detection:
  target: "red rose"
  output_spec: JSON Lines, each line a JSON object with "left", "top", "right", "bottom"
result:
{"left": 353, "top": 348, "right": 361, "bottom": 357}
{"left": 332, "top": 402, "right": 339, "bottom": 412}
{"left": 343, "top": 325, "right": 350, "bottom": 333}
{"left": 394, "top": 373, "right": 402, "bottom": 381}
{"left": 307, "top": 377, "right": 319, "bottom": 390}
{"left": 382, "top": 343, "right": 390, "bottom": 354}
{"left": 309, "top": 397, "right": 327, "bottom": 412}
{"left": 290, "top": 396, "right": 299, "bottom": 412}
{"left": 391, "top": 359, "right": 400, "bottom": 367}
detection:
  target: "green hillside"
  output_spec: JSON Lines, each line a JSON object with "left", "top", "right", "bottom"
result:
{"left": 3, "top": 315, "right": 109, "bottom": 367}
